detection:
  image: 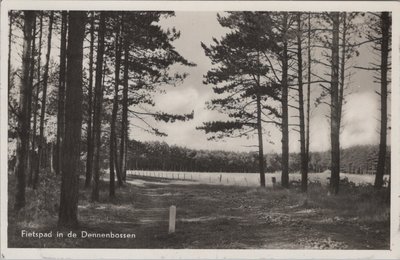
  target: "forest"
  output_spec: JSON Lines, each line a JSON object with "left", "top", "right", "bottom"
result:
{"left": 7, "top": 10, "right": 391, "bottom": 249}
{"left": 126, "top": 140, "right": 390, "bottom": 174}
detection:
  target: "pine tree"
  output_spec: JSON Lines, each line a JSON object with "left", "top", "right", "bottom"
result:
{"left": 329, "top": 12, "right": 341, "bottom": 194}
{"left": 26, "top": 14, "right": 37, "bottom": 184}
{"left": 34, "top": 11, "right": 54, "bottom": 188}
{"left": 14, "top": 11, "right": 35, "bottom": 210}
{"left": 30, "top": 13, "right": 43, "bottom": 187}
{"left": 117, "top": 11, "right": 194, "bottom": 182}
{"left": 374, "top": 12, "right": 390, "bottom": 189}
{"left": 355, "top": 12, "right": 391, "bottom": 189}
{"left": 91, "top": 11, "right": 106, "bottom": 202}
{"left": 56, "top": 11, "right": 68, "bottom": 177}
{"left": 296, "top": 13, "right": 307, "bottom": 192}
{"left": 199, "top": 12, "right": 281, "bottom": 187}
{"left": 58, "top": 11, "right": 86, "bottom": 227}
{"left": 305, "top": 13, "right": 312, "bottom": 180}
{"left": 280, "top": 12, "right": 290, "bottom": 188}
{"left": 85, "top": 11, "right": 95, "bottom": 188}
{"left": 109, "top": 14, "right": 123, "bottom": 197}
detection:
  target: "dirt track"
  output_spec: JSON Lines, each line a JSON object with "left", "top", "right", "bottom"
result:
{"left": 8, "top": 175, "right": 390, "bottom": 249}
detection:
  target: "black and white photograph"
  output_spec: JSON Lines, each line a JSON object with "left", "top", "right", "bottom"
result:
{"left": 1, "top": 0, "right": 399, "bottom": 259}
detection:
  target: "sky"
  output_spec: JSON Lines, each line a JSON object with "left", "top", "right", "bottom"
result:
{"left": 131, "top": 11, "right": 390, "bottom": 153}
{"left": 8, "top": 11, "right": 390, "bottom": 154}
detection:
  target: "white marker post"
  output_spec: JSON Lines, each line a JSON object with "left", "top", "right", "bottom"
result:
{"left": 169, "top": 205, "right": 176, "bottom": 234}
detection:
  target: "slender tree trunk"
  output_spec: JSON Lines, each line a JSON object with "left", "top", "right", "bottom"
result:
{"left": 30, "top": 13, "right": 42, "bottom": 186}
{"left": 123, "top": 131, "right": 128, "bottom": 179}
{"left": 15, "top": 11, "right": 35, "bottom": 210}
{"left": 110, "top": 18, "right": 122, "bottom": 197}
{"left": 85, "top": 11, "right": 95, "bottom": 188}
{"left": 56, "top": 11, "right": 68, "bottom": 176}
{"left": 114, "top": 136, "right": 122, "bottom": 185}
{"left": 281, "top": 13, "right": 289, "bottom": 188}
{"left": 91, "top": 12, "right": 106, "bottom": 202}
{"left": 27, "top": 17, "right": 36, "bottom": 185}
{"left": 114, "top": 55, "right": 122, "bottom": 186}
{"left": 374, "top": 12, "right": 390, "bottom": 189}
{"left": 58, "top": 11, "right": 86, "bottom": 227}
{"left": 306, "top": 13, "right": 311, "bottom": 170}
{"left": 297, "top": 13, "right": 307, "bottom": 192}
{"left": 256, "top": 87, "right": 265, "bottom": 187}
{"left": 34, "top": 11, "right": 53, "bottom": 189}
{"left": 120, "top": 22, "right": 129, "bottom": 183}
{"left": 50, "top": 143, "right": 55, "bottom": 174}
{"left": 255, "top": 52, "right": 265, "bottom": 187}
{"left": 329, "top": 12, "right": 341, "bottom": 195}
{"left": 338, "top": 12, "right": 347, "bottom": 128}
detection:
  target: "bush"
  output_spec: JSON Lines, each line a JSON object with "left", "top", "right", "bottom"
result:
{"left": 9, "top": 169, "right": 60, "bottom": 226}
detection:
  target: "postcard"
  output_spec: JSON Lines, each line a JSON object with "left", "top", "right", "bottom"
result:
{"left": 1, "top": 1, "right": 399, "bottom": 259}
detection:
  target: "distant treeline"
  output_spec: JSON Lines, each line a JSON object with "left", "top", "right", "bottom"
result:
{"left": 126, "top": 140, "right": 391, "bottom": 174}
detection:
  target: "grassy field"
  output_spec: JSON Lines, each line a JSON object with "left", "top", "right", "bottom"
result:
{"left": 128, "top": 170, "right": 390, "bottom": 187}
{"left": 8, "top": 172, "right": 390, "bottom": 249}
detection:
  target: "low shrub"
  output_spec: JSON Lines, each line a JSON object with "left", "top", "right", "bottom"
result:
{"left": 9, "top": 169, "right": 61, "bottom": 226}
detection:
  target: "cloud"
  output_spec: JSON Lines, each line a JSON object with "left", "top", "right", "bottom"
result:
{"left": 309, "top": 113, "right": 330, "bottom": 152}
{"left": 130, "top": 12, "right": 382, "bottom": 154}
{"left": 131, "top": 87, "right": 381, "bottom": 153}
{"left": 154, "top": 86, "right": 199, "bottom": 114}
{"left": 341, "top": 91, "right": 379, "bottom": 147}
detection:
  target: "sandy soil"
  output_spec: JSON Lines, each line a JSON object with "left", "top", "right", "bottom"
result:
{"left": 8, "top": 175, "right": 390, "bottom": 249}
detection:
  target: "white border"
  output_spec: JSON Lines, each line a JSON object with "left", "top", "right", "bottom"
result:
{"left": 1, "top": 1, "right": 399, "bottom": 259}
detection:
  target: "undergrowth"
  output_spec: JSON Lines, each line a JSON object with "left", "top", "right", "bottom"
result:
{"left": 8, "top": 169, "right": 60, "bottom": 227}
{"left": 8, "top": 171, "right": 390, "bottom": 229}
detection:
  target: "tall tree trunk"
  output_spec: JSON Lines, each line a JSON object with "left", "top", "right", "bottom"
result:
{"left": 91, "top": 12, "right": 106, "bottom": 202}
{"left": 85, "top": 11, "right": 95, "bottom": 188}
{"left": 110, "top": 17, "right": 122, "bottom": 197}
{"left": 297, "top": 13, "right": 307, "bottom": 192}
{"left": 338, "top": 12, "right": 347, "bottom": 128}
{"left": 30, "top": 13, "right": 42, "bottom": 186}
{"left": 256, "top": 86, "right": 265, "bottom": 187}
{"left": 255, "top": 52, "right": 265, "bottom": 187}
{"left": 34, "top": 11, "right": 53, "bottom": 189}
{"left": 27, "top": 16, "right": 36, "bottom": 185}
{"left": 14, "top": 11, "right": 35, "bottom": 210}
{"left": 120, "top": 22, "right": 129, "bottom": 183}
{"left": 56, "top": 11, "right": 68, "bottom": 176}
{"left": 374, "top": 12, "right": 390, "bottom": 189}
{"left": 58, "top": 11, "right": 86, "bottom": 227}
{"left": 281, "top": 13, "right": 289, "bottom": 188}
{"left": 306, "top": 13, "right": 311, "bottom": 168}
{"left": 329, "top": 12, "right": 341, "bottom": 195}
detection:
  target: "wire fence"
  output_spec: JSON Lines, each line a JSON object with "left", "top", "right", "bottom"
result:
{"left": 127, "top": 170, "right": 264, "bottom": 187}
{"left": 127, "top": 170, "right": 385, "bottom": 187}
